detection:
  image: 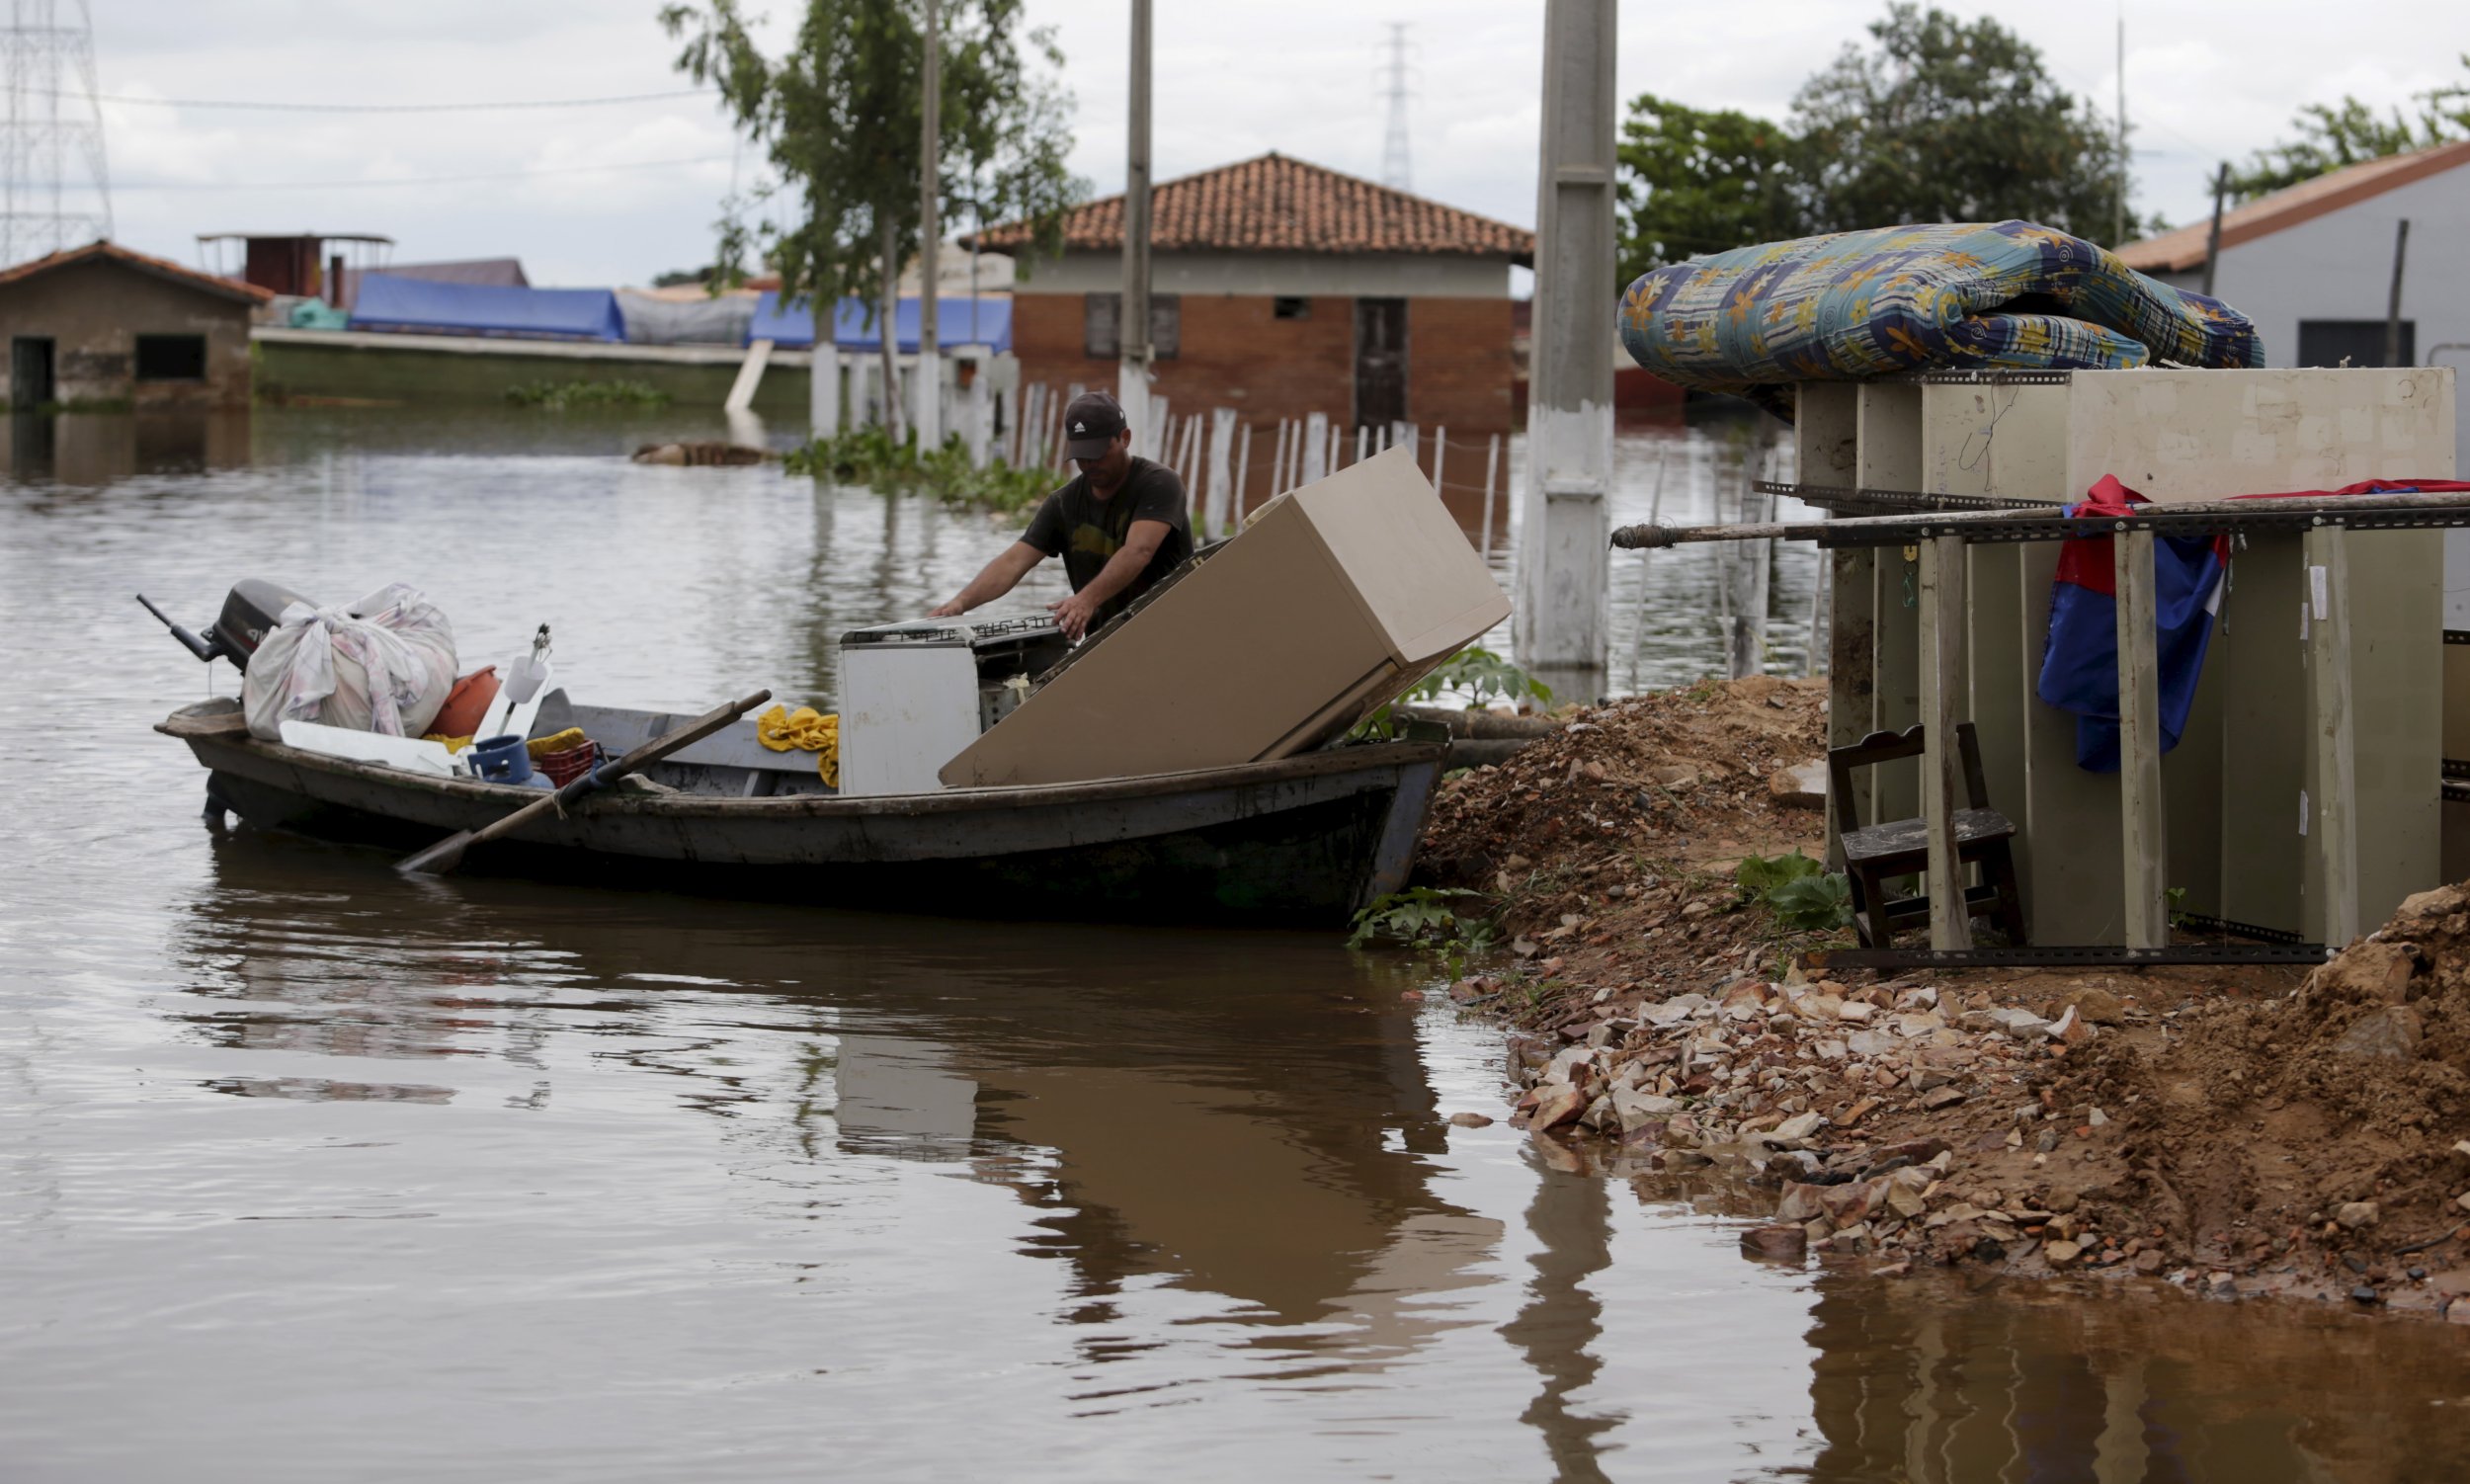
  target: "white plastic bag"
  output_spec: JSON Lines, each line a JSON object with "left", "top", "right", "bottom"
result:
{"left": 243, "top": 583, "right": 458, "bottom": 741}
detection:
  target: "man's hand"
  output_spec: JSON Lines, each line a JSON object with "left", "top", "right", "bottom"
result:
{"left": 928, "top": 598, "right": 967, "bottom": 618}
{"left": 1048, "top": 591, "right": 1101, "bottom": 641}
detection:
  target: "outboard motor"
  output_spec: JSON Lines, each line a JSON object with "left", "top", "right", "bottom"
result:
{"left": 135, "top": 579, "right": 315, "bottom": 673}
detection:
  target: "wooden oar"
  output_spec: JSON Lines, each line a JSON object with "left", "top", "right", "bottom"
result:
{"left": 396, "top": 688, "right": 772, "bottom": 876}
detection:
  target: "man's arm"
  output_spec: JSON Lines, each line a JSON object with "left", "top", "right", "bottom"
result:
{"left": 1047, "top": 519, "right": 1171, "bottom": 640}
{"left": 930, "top": 541, "right": 1046, "bottom": 618}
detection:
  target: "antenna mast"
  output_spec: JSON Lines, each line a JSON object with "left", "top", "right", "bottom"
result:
{"left": 1379, "top": 22, "right": 1412, "bottom": 192}
{"left": 1, "top": 0, "right": 112, "bottom": 263}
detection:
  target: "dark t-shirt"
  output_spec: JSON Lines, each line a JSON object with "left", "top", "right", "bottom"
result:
{"left": 1020, "top": 456, "right": 1194, "bottom": 626}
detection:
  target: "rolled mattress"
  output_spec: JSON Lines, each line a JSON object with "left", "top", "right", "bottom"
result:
{"left": 1615, "top": 220, "right": 2264, "bottom": 416}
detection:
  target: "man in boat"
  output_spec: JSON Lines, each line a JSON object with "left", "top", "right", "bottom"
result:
{"left": 928, "top": 390, "right": 1194, "bottom": 641}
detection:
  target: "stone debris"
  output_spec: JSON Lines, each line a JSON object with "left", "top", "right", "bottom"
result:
{"left": 1418, "top": 677, "right": 2470, "bottom": 1321}
{"left": 1448, "top": 1112, "right": 1495, "bottom": 1128}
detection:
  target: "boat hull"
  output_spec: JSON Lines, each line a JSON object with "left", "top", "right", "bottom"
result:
{"left": 164, "top": 701, "right": 1442, "bottom": 924}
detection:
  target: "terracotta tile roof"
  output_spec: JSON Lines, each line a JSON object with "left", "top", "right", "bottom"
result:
{"left": 0, "top": 239, "right": 275, "bottom": 303}
{"left": 2116, "top": 139, "right": 2470, "bottom": 275}
{"left": 967, "top": 152, "right": 1534, "bottom": 263}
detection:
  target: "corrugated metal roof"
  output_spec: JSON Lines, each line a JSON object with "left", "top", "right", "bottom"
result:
{"left": 2116, "top": 139, "right": 2470, "bottom": 275}
{"left": 968, "top": 152, "right": 1534, "bottom": 263}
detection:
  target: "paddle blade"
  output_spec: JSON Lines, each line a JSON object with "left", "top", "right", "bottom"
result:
{"left": 395, "top": 829, "right": 475, "bottom": 876}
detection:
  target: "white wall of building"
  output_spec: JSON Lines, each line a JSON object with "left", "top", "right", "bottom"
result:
{"left": 1015, "top": 250, "right": 1511, "bottom": 298}
{"left": 2153, "top": 159, "right": 2470, "bottom": 477}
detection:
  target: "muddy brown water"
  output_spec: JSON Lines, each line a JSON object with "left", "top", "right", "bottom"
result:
{"left": 4, "top": 407, "right": 2463, "bottom": 1480}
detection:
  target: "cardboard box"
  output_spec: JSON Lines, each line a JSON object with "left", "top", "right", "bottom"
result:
{"left": 940, "top": 445, "right": 1509, "bottom": 786}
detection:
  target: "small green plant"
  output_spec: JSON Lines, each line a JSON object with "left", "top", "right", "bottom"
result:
{"left": 1412, "top": 646, "right": 1553, "bottom": 710}
{"left": 2166, "top": 884, "right": 2188, "bottom": 929}
{"left": 1735, "top": 849, "right": 1854, "bottom": 932}
{"left": 506, "top": 378, "right": 672, "bottom": 410}
{"left": 1348, "top": 887, "right": 1497, "bottom": 976}
{"left": 1352, "top": 646, "right": 1551, "bottom": 742}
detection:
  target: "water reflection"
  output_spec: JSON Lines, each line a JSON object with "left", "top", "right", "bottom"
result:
{"left": 1797, "top": 1274, "right": 2470, "bottom": 1482}
{"left": 170, "top": 837, "right": 1505, "bottom": 1354}
{"left": 3, "top": 408, "right": 252, "bottom": 485}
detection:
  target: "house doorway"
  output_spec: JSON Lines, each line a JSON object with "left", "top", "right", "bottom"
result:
{"left": 1353, "top": 298, "right": 1406, "bottom": 430}
{"left": 11, "top": 337, "right": 56, "bottom": 407}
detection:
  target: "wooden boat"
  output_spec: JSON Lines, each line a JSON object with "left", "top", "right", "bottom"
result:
{"left": 157, "top": 693, "right": 1445, "bottom": 924}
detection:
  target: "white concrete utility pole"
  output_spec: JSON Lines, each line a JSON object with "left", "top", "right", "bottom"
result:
{"left": 914, "top": 0, "right": 944, "bottom": 450}
{"left": 1118, "top": 0, "right": 1153, "bottom": 453}
{"left": 1515, "top": 0, "right": 1616, "bottom": 690}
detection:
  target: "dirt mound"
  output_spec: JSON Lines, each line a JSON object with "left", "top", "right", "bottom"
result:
{"left": 1415, "top": 676, "right": 2470, "bottom": 1321}
{"left": 1417, "top": 676, "right": 1829, "bottom": 926}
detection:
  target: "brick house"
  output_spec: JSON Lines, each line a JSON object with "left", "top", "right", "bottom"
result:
{"left": 1, "top": 241, "right": 272, "bottom": 410}
{"left": 969, "top": 153, "right": 1533, "bottom": 440}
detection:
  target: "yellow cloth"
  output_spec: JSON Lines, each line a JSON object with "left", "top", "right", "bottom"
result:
{"left": 422, "top": 727, "right": 593, "bottom": 760}
{"left": 526, "top": 727, "right": 590, "bottom": 760}
{"left": 756, "top": 704, "right": 840, "bottom": 788}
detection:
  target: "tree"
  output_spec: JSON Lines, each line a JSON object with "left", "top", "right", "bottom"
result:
{"left": 1616, "top": 94, "right": 1810, "bottom": 280}
{"left": 1614, "top": 4, "right": 2149, "bottom": 279}
{"left": 2228, "top": 58, "right": 2470, "bottom": 201}
{"left": 1790, "top": 4, "right": 2129, "bottom": 243}
{"left": 661, "top": 0, "right": 1083, "bottom": 443}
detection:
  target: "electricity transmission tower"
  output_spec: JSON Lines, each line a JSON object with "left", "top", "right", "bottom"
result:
{"left": 1, "top": 0, "right": 113, "bottom": 264}
{"left": 1377, "top": 23, "right": 1412, "bottom": 192}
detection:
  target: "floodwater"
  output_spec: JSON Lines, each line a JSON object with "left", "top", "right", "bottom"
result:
{"left": 5, "top": 405, "right": 2464, "bottom": 1481}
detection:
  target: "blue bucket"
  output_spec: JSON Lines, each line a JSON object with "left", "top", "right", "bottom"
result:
{"left": 467, "top": 733, "right": 533, "bottom": 784}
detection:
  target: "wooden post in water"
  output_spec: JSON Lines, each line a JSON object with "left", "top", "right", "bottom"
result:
{"left": 1204, "top": 408, "right": 1236, "bottom": 537}
{"left": 1302, "top": 412, "right": 1329, "bottom": 484}
{"left": 1480, "top": 434, "right": 1501, "bottom": 561}
{"left": 1233, "top": 423, "right": 1254, "bottom": 523}
{"left": 2115, "top": 529, "right": 2168, "bottom": 949}
{"left": 1918, "top": 534, "right": 1973, "bottom": 948}
{"left": 2306, "top": 526, "right": 2359, "bottom": 946}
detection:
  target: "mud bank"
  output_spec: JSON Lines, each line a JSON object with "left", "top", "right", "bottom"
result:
{"left": 1414, "top": 677, "right": 2470, "bottom": 1323}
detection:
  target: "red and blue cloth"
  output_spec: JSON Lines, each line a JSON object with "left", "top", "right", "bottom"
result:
{"left": 2034, "top": 475, "right": 2470, "bottom": 772}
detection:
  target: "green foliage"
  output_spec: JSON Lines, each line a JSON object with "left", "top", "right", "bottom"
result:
{"left": 1412, "top": 646, "right": 1553, "bottom": 710}
{"left": 2228, "top": 59, "right": 2470, "bottom": 201}
{"left": 1735, "top": 849, "right": 1822, "bottom": 899}
{"left": 1618, "top": 94, "right": 1811, "bottom": 279}
{"left": 782, "top": 425, "right": 1055, "bottom": 511}
{"left": 660, "top": 0, "right": 1086, "bottom": 332}
{"left": 1735, "top": 849, "right": 1854, "bottom": 932}
{"left": 1766, "top": 872, "right": 1854, "bottom": 933}
{"left": 1348, "top": 887, "right": 1496, "bottom": 975}
{"left": 1351, "top": 647, "right": 1551, "bottom": 742}
{"left": 1790, "top": 4, "right": 2131, "bottom": 243}
{"left": 504, "top": 379, "right": 672, "bottom": 410}
{"left": 1616, "top": 2, "right": 2146, "bottom": 273}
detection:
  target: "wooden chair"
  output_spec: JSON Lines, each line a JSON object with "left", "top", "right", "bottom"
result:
{"left": 1827, "top": 723, "right": 2027, "bottom": 948}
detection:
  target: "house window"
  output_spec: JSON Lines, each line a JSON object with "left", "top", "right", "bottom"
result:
{"left": 2296, "top": 319, "right": 2415, "bottom": 369}
{"left": 134, "top": 334, "right": 207, "bottom": 381}
{"left": 1082, "top": 292, "right": 1180, "bottom": 360}
{"left": 1274, "top": 296, "right": 1310, "bottom": 320}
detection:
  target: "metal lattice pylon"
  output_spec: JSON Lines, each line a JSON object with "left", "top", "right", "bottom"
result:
{"left": 1377, "top": 22, "right": 1411, "bottom": 193}
{"left": 1, "top": 0, "right": 112, "bottom": 265}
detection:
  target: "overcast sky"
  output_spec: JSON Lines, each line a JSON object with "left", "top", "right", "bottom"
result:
{"left": 62, "top": 0, "right": 2469, "bottom": 288}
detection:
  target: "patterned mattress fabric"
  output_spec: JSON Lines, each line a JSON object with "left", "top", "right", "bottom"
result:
{"left": 1615, "top": 220, "right": 2264, "bottom": 416}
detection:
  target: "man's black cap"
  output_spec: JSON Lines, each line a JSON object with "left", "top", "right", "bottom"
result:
{"left": 1063, "top": 390, "right": 1127, "bottom": 460}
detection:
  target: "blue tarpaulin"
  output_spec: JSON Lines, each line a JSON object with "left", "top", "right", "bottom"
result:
{"left": 349, "top": 274, "right": 626, "bottom": 342}
{"left": 750, "top": 292, "right": 1012, "bottom": 353}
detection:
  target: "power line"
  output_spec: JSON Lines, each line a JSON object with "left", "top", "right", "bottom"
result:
{"left": 31, "top": 86, "right": 709, "bottom": 114}
{"left": 106, "top": 153, "right": 734, "bottom": 192}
